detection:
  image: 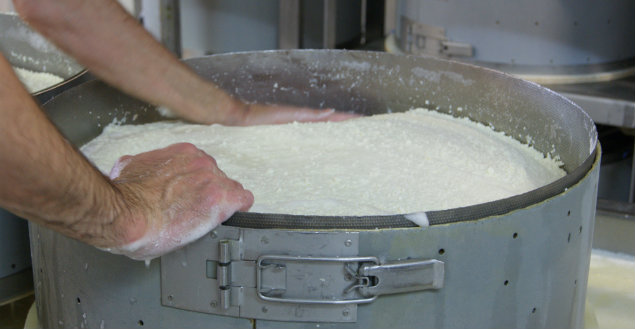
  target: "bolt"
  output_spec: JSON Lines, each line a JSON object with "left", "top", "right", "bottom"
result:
{"left": 342, "top": 310, "right": 349, "bottom": 317}
{"left": 210, "top": 231, "right": 217, "bottom": 239}
{"left": 344, "top": 239, "right": 352, "bottom": 247}
{"left": 261, "top": 236, "right": 269, "bottom": 245}
{"left": 167, "top": 295, "right": 173, "bottom": 302}
{"left": 262, "top": 306, "right": 268, "bottom": 313}
{"left": 210, "top": 301, "right": 217, "bottom": 308}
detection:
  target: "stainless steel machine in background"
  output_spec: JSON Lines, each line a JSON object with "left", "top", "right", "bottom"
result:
{"left": 140, "top": 0, "right": 365, "bottom": 58}
{"left": 32, "top": 50, "right": 599, "bottom": 329}
{"left": 385, "top": 0, "right": 635, "bottom": 255}
{"left": 391, "top": 0, "right": 634, "bottom": 83}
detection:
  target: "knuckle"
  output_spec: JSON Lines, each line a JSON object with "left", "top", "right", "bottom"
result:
{"left": 197, "top": 170, "right": 217, "bottom": 183}
{"left": 172, "top": 142, "right": 198, "bottom": 153}
{"left": 202, "top": 187, "right": 223, "bottom": 204}
{"left": 205, "top": 154, "right": 218, "bottom": 165}
{"left": 230, "top": 179, "right": 245, "bottom": 190}
{"left": 188, "top": 157, "right": 215, "bottom": 171}
{"left": 115, "top": 155, "right": 134, "bottom": 166}
{"left": 242, "top": 190, "right": 255, "bottom": 204}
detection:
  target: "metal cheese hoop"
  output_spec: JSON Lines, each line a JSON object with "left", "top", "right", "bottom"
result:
{"left": 35, "top": 50, "right": 601, "bottom": 328}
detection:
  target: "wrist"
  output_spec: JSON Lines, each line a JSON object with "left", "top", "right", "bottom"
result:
{"left": 194, "top": 85, "right": 248, "bottom": 125}
{"left": 105, "top": 182, "right": 148, "bottom": 248}
{"left": 71, "top": 179, "right": 147, "bottom": 250}
{"left": 166, "top": 74, "right": 248, "bottom": 125}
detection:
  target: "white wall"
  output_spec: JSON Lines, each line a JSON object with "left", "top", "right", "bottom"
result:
{"left": 0, "top": 0, "right": 14, "bottom": 12}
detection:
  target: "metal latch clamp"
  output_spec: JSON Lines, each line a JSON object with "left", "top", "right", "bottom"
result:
{"left": 256, "top": 255, "right": 444, "bottom": 305}
{"left": 358, "top": 259, "right": 444, "bottom": 297}
{"left": 256, "top": 255, "right": 380, "bottom": 304}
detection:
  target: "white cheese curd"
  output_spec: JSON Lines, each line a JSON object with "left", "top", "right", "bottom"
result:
{"left": 585, "top": 249, "right": 635, "bottom": 329}
{"left": 81, "top": 108, "right": 566, "bottom": 216}
{"left": 12, "top": 66, "right": 63, "bottom": 93}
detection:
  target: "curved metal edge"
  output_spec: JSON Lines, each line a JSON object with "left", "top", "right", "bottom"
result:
{"left": 41, "top": 50, "right": 599, "bottom": 231}
{"left": 224, "top": 144, "right": 600, "bottom": 230}
{"left": 34, "top": 70, "right": 92, "bottom": 104}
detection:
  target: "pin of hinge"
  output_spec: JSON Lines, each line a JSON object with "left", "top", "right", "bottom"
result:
{"left": 218, "top": 240, "right": 231, "bottom": 309}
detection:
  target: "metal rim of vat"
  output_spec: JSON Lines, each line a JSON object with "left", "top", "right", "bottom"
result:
{"left": 0, "top": 13, "right": 87, "bottom": 100}
{"left": 42, "top": 49, "right": 599, "bottom": 230}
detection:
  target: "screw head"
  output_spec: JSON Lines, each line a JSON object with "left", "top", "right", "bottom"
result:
{"left": 344, "top": 239, "right": 352, "bottom": 247}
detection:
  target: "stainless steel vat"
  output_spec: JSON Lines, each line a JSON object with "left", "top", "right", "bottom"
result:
{"left": 32, "top": 50, "right": 599, "bottom": 328}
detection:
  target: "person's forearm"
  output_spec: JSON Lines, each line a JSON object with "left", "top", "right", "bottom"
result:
{"left": 13, "top": 0, "right": 243, "bottom": 124}
{"left": 0, "top": 55, "right": 133, "bottom": 247}
{"left": 1, "top": 53, "right": 253, "bottom": 260}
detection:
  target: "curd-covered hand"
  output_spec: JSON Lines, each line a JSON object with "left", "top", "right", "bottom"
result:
{"left": 103, "top": 143, "right": 254, "bottom": 261}
{"left": 197, "top": 97, "right": 361, "bottom": 126}
{"left": 234, "top": 103, "right": 360, "bottom": 126}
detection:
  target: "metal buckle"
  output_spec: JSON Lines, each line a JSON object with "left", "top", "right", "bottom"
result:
{"left": 358, "top": 259, "right": 445, "bottom": 297}
{"left": 256, "top": 255, "right": 444, "bottom": 305}
{"left": 256, "top": 255, "right": 379, "bottom": 305}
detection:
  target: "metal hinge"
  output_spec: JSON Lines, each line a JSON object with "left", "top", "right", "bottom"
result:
{"left": 217, "top": 239, "right": 239, "bottom": 310}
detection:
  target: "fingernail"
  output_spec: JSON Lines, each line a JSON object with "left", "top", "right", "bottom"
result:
{"left": 317, "top": 108, "right": 335, "bottom": 118}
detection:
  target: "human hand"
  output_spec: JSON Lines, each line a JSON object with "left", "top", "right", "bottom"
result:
{"left": 156, "top": 78, "right": 361, "bottom": 126}
{"left": 103, "top": 143, "right": 253, "bottom": 261}
{"left": 234, "top": 103, "right": 361, "bottom": 126}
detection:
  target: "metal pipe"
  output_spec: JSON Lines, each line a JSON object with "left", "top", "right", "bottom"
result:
{"left": 159, "top": 0, "right": 181, "bottom": 58}
{"left": 278, "top": 0, "right": 301, "bottom": 49}
{"left": 322, "top": 0, "right": 336, "bottom": 48}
